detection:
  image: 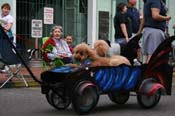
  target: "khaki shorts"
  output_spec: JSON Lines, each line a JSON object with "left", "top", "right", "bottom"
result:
{"left": 142, "top": 27, "right": 165, "bottom": 55}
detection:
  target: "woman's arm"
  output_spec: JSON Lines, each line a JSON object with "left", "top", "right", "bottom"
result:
{"left": 120, "top": 23, "right": 129, "bottom": 42}
{"left": 138, "top": 9, "right": 144, "bottom": 34}
{"left": 4, "top": 23, "right": 13, "bottom": 32}
{"left": 151, "top": 8, "right": 171, "bottom": 21}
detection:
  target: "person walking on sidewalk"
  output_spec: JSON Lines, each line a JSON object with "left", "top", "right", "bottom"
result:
{"left": 126, "top": 0, "right": 144, "bottom": 62}
{"left": 0, "top": 3, "right": 14, "bottom": 73}
{"left": 126, "top": 0, "right": 143, "bottom": 35}
{"left": 114, "top": 2, "right": 132, "bottom": 53}
{"left": 142, "top": 0, "right": 171, "bottom": 64}
{"left": 0, "top": 3, "right": 14, "bottom": 41}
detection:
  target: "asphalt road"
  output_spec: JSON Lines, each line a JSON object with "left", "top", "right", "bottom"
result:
{"left": 0, "top": 87, "right": 175, "bottom": 116}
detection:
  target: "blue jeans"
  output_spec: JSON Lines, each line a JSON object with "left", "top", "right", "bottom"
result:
{"left": 115, "top": 38, "right": 127, "bottom": 54}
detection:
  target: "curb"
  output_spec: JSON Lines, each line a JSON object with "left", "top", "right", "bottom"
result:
{"left": 12, "top": 80, "right": 40, "bottom": 88}
{"left": 0, "top": 80, "right": 40, "bottom": 88}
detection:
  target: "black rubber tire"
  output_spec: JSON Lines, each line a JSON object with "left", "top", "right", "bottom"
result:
{"left": 45, "top": 90, "right": 54, "bottom": 106}
{"left": 72, "top": 84, "right": 99, "bottom": 115}
{"left": 51, "top": 90, "right": 71, "bottom": 110}
{"left": 45, "top": 89, "right": 71, "bottom": 110}
{"left": 137, "top": 90, "right": 161, "bottom": 109}
{"left": 108, "top": 91, "right": 130, "bottom": 104}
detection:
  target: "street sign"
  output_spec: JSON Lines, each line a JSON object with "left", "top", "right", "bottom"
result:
{"left": 31, "top": 19, "right": 42, "bottom": 38}
{"left": 44, "top": 7, "right": 54, "bottom": 24}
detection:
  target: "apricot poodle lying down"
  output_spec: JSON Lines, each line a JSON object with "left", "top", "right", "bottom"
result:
{"left": 94, "top": 40, "right": 120, "bottom": 57}
{"left": 72, "top": 43, "right": 130, "bottom": 67}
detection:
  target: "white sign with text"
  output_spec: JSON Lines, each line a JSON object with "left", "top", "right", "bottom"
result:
{"left": 44, "top": 7, "right": 54, "bottom": 24}
{"left": 31, "top": 19, "right": 42, "bottom": 38}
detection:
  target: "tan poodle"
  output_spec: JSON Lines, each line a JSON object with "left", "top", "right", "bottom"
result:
{"left": 94, "top": 40, "right": 110, "bottom": 57}
{"left": 94, "top": 40, "right": 121, "bottom": 57}
{"left": 72, "top": 43, "right": 130, "bottom": 67}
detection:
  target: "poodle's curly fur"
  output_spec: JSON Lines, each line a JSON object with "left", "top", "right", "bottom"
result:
{"left": 94, "top": 40, "right": 121, "bottom": 57}
{"left": 73, "top": 43, "right": 130, "bottom": 67}
{"left": 94, "top": 40, "right": 110, "bottom": 57}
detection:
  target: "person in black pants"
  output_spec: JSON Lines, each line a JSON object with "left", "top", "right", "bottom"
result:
{"left": 114, "top": 2, "right": 132, "bottom": 54}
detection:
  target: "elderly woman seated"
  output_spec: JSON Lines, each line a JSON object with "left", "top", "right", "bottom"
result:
{"left": 42, "top": 25, "right": 72, "bottom": 67}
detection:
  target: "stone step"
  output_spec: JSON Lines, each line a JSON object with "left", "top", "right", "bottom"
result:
{"left": 28, "top": 59, "right": 42, "bottom": 67}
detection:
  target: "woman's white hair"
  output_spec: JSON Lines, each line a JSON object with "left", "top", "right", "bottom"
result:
{"left": 50, "top": 25, "right": 63, "bottom": 36}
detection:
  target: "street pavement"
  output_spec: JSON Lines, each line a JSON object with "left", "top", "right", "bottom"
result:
{"left": 0, "top": 87, "right": 175, "bottom": 116}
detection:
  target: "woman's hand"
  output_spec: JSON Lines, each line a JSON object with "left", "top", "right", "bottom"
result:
{"left": 125, "top": 37, "right": 129, "bottom": 43}
{"left": 57, "top": 53, "right": 68, "bottom": 58}
{"left": 61, "top": 53, "right": 68, "bottom": 57}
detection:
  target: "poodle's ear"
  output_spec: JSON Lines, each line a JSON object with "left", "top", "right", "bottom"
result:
{"left": 94, "top": 40, "right": 110, "bottom": 57}
{"left": 87, "top": 47, "right": 96, "bottom": 59}
{"left": 72, "top": 46, "right": 77, "bottom": 54}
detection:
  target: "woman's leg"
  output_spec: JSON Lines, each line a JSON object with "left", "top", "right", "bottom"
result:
{"left": 145, "top": 54, "right": 152, "bottom": 64}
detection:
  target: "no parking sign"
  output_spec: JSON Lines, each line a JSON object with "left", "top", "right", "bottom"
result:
{"left": 31, "top": 19, "right": 42, "bottom": 38}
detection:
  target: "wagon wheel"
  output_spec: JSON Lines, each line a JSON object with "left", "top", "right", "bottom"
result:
{"left": 108, "top": 91, "right": 130, "bottom": 104}
{"left": 46, "top": 89, "right": 71, "bottom": 110}
{"left": 45, "top": 90, "right": 54, "bottom": 106}
{"left": 137, "top": 90, "right": 161, "bottom": 109}
{"left": 51, "top": 90, "right": 71, "bottom": 110}
{"left": 72, "top": 81, "right": 99, "bottom": 115}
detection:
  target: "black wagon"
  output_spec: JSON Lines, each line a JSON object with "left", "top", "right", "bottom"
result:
{"left": 40, "top": 36, "right": 175, "bottom": 114}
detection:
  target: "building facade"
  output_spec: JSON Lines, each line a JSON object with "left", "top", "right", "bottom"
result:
{"left": 1, "top": 0, "right": 88, "bottom": 48}
{"left": 0, "top": 0, "right": 175, "bottom": 49}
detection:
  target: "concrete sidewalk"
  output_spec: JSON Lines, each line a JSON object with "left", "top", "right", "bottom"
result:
{"left": 0, "top": 60, "right": 42, "bottom": 88}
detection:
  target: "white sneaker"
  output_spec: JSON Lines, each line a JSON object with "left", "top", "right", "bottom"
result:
{"left": 0, "top": 66, "right": 9, "bottom": 73}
